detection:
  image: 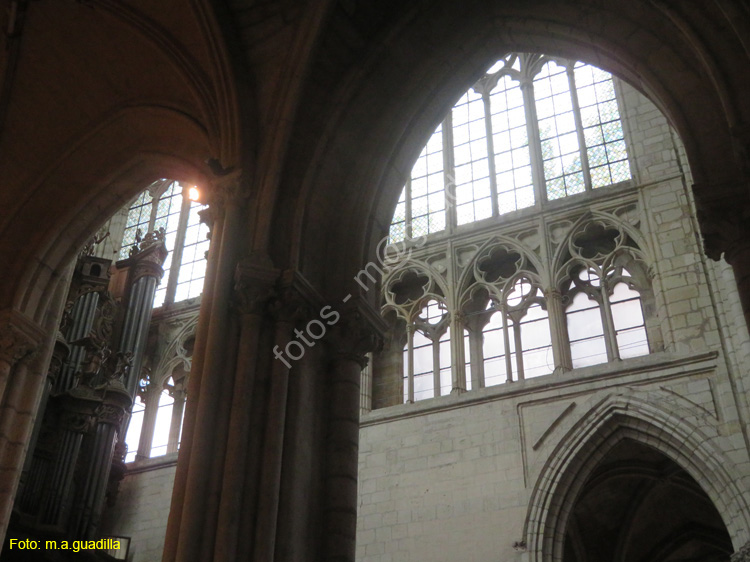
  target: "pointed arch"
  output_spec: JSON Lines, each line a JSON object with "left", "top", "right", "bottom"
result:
{"left": 524, "top": 391, "right": 750, "bottom": 561}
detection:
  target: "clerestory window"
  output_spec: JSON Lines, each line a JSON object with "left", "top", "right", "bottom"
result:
{"left": 389, "top": 53, "right": 631, "bottom": 244}
{"left": 378, "top": 54, "right": 659, "bottom": 406}
{"left": 119, "top": 180, "right": 210, "bottom": 308}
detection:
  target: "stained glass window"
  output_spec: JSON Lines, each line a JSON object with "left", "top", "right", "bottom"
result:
{"left": 388, "top": 53, "right": 632, "bottom": 241}
{"left": 119, "top": 180, "right": 209, "bottom": 308}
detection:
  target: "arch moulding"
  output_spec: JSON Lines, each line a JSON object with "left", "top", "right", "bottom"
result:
{"left": 522, "top": 390, "right": 750, "bottom": 561}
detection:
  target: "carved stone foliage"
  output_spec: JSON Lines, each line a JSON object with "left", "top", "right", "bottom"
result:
{"left": 327, "top": 302, "right": 386, "bottom": 368}
{"left": 732, "top": 541, "right": 750, "bottom": 562}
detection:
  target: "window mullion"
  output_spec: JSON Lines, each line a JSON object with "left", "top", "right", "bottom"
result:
{"left": 148, "top": 193, "right": 159, "bottom": 233}
{"left": 599, "top": 288, "right": 620, "bottom": 360}
{"left": 520, "top": 77, "right": 547, "bottom": 207}
{"left": 135, "top": 388, "right": 160, "bottom": 460}
{"left": 167, "top": 387, "right": 186, "bottom": 454}
{"left": 470, "top": 325, "right": 484, "bottom": 389}
{"left": 513, "top": 320, "right": 525, "bottom": 380}
{"left": 164, "top": 188, "right": 192, "bottom": 305}
{"left": 501, "top": 309, "right": 514, "bottom": 382}
{"left": 567, "top": 66, "right": 592, "bottom": 191}
{"left": 405, "top": 178, "right": 413, "bottom": 239}
{"left": 482, "top": 92, "right": 500, "bottom": 218}
{"left": 449, "top": 313, "right": 467, "bottom": 393}
{"left": 406, "top": 325, "right": 415, "bottom": 403}
{"left": 432, "top": 335, "right": 441, "bottom": 397}
{"left": 443, "top": 114, "right": 456, "bottom": 233}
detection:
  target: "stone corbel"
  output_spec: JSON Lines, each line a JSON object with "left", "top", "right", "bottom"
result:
{"left": 693, "top": 180, "right": 750, "bottom": 262}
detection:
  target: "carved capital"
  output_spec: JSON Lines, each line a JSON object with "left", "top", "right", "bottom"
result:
{"left": 731, "top": 541, "right": 750, "bottom": 562}
{"left": 233, "top": 254, "right": 280, "bottom": 316}
{"left": 0, "top": 309, "right": 45, "bottom": 367}
{"left": 269, "top": 269, "right": 323, "bottom": 325}
{"left": 694, "top": 181, "right": 750, "bottom": 262}
{"left": 544, "top": 288, "right": 563, "bottom": 301}
{"left": 205, "top": 170, "right": 246, "bottom": 216}
{"left": 327, "top": 299, "right": 387, "bottom": 368}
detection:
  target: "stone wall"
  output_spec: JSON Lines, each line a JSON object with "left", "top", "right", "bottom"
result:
{"left": 100, "top": 456, "right": 177, "bottom": 562}
{"left": 355, "top": 78, "right": 750, "bottom": 560}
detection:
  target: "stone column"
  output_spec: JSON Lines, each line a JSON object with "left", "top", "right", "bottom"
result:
{"left": 164, "top": 173, "right": 248, "bottom": 562}
{"left": 17, "top": 332, "right": 69, "bottom": 516}
{"left": 213, "top": 257, "right": 277, "bottom": 560}
{"left": 251, "top": 281, "right": 301, "bottom": 562}
{"left": 324, "top": 302, "right": 384, "bottom": 562}
{"left": 166, "top": 383, "right": 186, "bottom": 454}
{"left": 135, "top": 385, "right": 161, "bottom": 460}
{"left": 0, "top": 310, "right": 44, "bottom": 541}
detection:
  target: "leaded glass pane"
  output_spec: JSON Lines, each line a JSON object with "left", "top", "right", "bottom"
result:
{"left": 574, "top": 62, "right": 631, "bottom": 189}
{"left": 535, "top": 60, "right": 584, "bottom": 199}
{"left": 452, "top": 88, "right": 492, "bottom": 226}
{"left": 490, "top": 74, "right": 533, "bottom": 214}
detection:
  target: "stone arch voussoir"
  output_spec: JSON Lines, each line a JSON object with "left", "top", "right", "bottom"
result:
{"left": 523, "top": 389, "right": 750, "bottom": 562}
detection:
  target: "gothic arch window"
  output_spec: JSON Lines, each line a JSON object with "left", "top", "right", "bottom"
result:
{"left": 389, "top": 53, "right": 631, "bottom": 243}
{"left": 463, "top": 248, "right": 554, "bottom": 389}
{"left": 119, "top": 179, "right": 210, "bottom": 307}
{"left": 124, "top": 371, "right": 188, "bottom": 462}
{"left": 559, "top": 221, "right": 652, "bottom": 368}
{"left": 402, "top": 299, "right": 452, "bottom": 402}
{"left": 375, "top": 55, "right": 664, "bottom": 409}
{"left": 125, "top": 393, "right": 146, "bottom": 463}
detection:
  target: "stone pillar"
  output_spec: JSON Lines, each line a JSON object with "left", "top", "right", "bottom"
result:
{"left": 252, "top": 276, "right": 306, "bottom": 562}
{"left": 324, "top": 302, "right": 384, "bottom": 562}
{"left": 17, "top": 332, "right": 70, "bottom": 516}
{"left": 164, "top": 173, "right": 249, "bottom": 562}
{"left": 0, "top": 310, "right": 44, "bottom": 541}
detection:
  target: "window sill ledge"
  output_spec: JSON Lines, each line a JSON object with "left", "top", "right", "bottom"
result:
{"left": 125, "top": 452, "right": 179, "bottom": 475}
{"left": 362, "top": 349, "right": 718, "bottom": 427}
